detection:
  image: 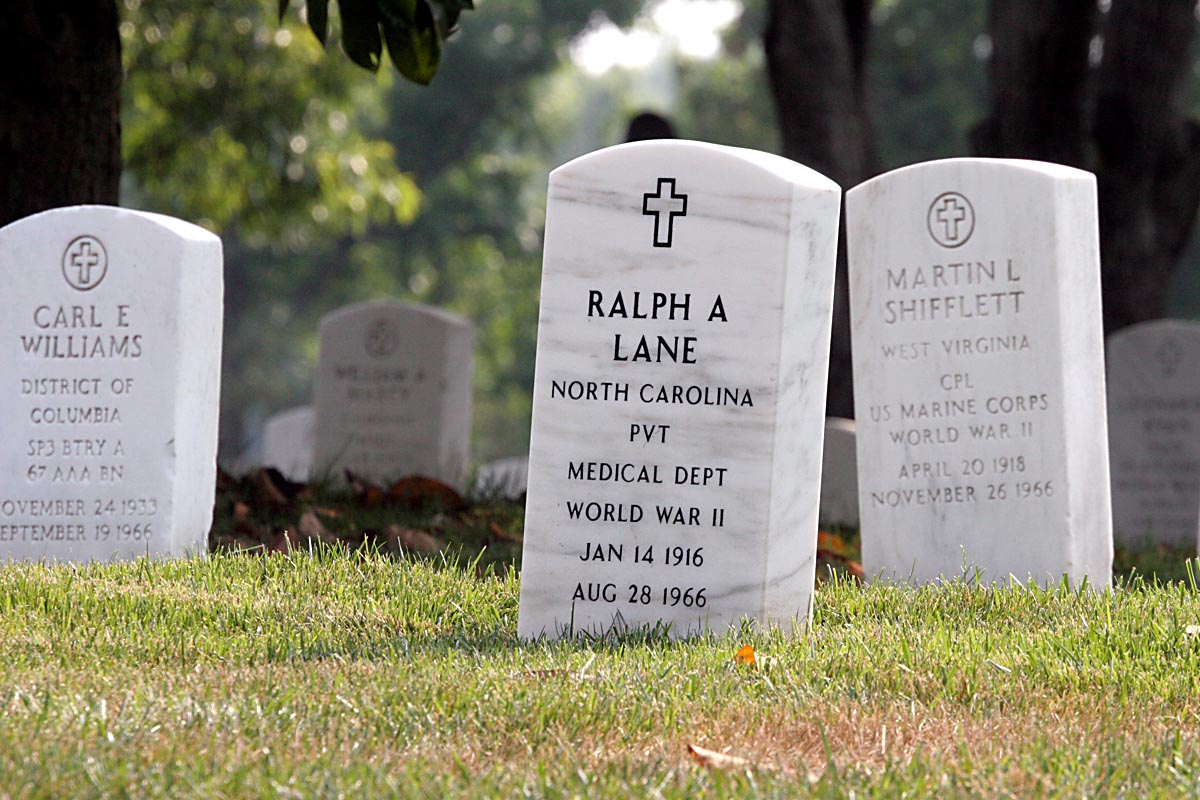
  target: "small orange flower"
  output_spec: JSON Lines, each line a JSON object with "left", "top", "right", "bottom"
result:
{"left": 734, "top": 644, "right": 756, "bottom": 666}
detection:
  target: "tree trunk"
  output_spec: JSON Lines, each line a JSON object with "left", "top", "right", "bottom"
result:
{"left": 1094, "top": 0, "right": 1200, "bottom": 333}
{"left": 764, "top": 0, "right": 876, "bottom": 419}
{"left": 976, "top": 0, "right": 1200, "bottom": 336}
{"left": 971, "top": 0, "right": 1096, "bottom": 167}
{"left": 0, "top": 0, "right": 122, "bottom": 228}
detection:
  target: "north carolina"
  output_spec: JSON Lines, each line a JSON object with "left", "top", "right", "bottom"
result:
{"left": 549, "top": 380, "right": 753, "bottom": 407}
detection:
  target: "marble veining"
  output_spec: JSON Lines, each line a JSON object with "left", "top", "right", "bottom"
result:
{"left": 518, "top": 140, "right": 841, "bottom": 639}
{"left": 847, "top": 158, "right": 1112, "bottom": 587}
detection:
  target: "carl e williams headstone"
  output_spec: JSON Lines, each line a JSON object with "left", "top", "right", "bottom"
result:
{"left": 0, "top": 206, "right": 223, "bottom": 561}
{"left": 518, "top": 140, "right": 841, "bottom": 639}
{"left": 847, "top": 159, "right": 1112, "bottom": 586}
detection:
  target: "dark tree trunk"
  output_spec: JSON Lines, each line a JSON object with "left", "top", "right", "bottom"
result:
{"left": 1094, "top": 0, "right": 1200, "bottom": 333}
{"left": 974, "top": 0, "right": 1200, "bottom": 336}
{"left": 764, "top": 0, "right": 876, "bottom": 419}
{"left": 0, "top": 0, "right": 122, "bottom": 228}
{"left": 971, "top": 0, "right": 1096, "bottom": 167}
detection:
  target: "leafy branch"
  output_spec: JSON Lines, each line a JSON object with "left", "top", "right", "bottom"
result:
{"left": 279, "top": 0, "right": 473, "bottom": 84}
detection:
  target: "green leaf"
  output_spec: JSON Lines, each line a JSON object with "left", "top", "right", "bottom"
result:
{"left": 308, "top": 0, "right": 330, "bottom": 45}
{"left": 380, "top": 0, "right": 441, "bottom": 85}
{"left": 439, "top": 0, "right": 470, "bottom": 29}
{"left": 387, "top": 0, "right": 418, "bottom": 19}
{"left": 338, "top": 0, "right": 383, "bottom": 72}
{"left": 432, "top": 0, "right": 472, "bottom": 32}
{"left": 278, "top": 0, "right": 290, "bottom": 23}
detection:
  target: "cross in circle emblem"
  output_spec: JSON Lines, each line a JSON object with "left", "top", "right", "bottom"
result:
{"left": 61, "top": 235, "right": 108, "bottom": 291}
{"left": 926, "top": 192, "right": 975, "bottom": 248}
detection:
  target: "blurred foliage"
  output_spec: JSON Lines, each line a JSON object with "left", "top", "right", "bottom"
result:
{"left": 122, "top": 0, "right": 418, "bottom": 241}
{"left": 675, "top": 55, "right": 776, "bottom": 151}
{"left": 868, "top": 0, "right": 988, "bottom": 169}
{"left": 117, "top": 0, "right": 1200, "bottom": 471}
{"left": 120, "top": 0, "right": 640, "bottom": 464}
{"left": 674, "top": 0, "right": 775, "bottom": 152}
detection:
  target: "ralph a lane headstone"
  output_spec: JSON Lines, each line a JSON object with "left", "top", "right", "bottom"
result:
{"left": 261, "top": 405, "right": 315, "bottom": 483}
{"left": 847, "top": 158, "right": 1112, "bottom": 586}
{"left": 1106, "top": 320, "right": 1200, "bottom": 547}
{"left": 517, "top": 140, "right": 840, "bottom": 639}
{"left": 0, "top": 206, "right": 223, "bottom": 561}
{"left": 313, "top": 301, "right": 473, "bottom": 487}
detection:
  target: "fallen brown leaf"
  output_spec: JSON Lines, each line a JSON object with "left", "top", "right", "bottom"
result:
{"left": 489, "top": 521, "right": 523, "bottom": 544}
{"left": 385, "top": 524, "right": 445, "bottom": 554}
{"left": 299, "top": 509, "right": 342, "bottom": 545}
{"left": 251, "top": 468, "right": 291, "bottom": 508}
{"left": 234, "top": 518, "right": 267, "bottom": 541}
{"left": 816, "top": 548, "right": 865, "bottom": 583}
{"left": 385, "top": 476, "right": 466, "bottom": 512}
{"left": 687, "top": 743, "right": 752, "bottom": 770}
{"left": 346, "top": 471, "right": 386, "bottom": 508}
{"left": 817, "top": 531, "right": 850, "bottom": 557}
{"left": 521, "top": 669, "right": 598, "bottom": 682}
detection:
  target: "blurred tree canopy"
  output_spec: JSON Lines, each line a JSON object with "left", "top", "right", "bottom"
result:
{"left": 118, "top": 0, "right": 640, "bottom": 462}
{"left": 0, "top": 0, "right": 474, "bottom": 228}
{"left": 13, "top": 0, "right": 1200, "bottom": 464}
{"left": 763, "top": 0, "right": 1200, "bottom": 417}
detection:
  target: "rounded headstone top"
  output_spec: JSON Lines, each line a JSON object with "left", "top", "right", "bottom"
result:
{"left": 1108, "top": 318, "right": 1200, "bottom": 344}
{"left": 0, "top": 204, "right": 221, "bottom": 245}
{"left": 849, "top": 157, "right": 1095, "bottom": 201}
{"left": 318, "top": 300, "right": 473, "bottom": 335}
{"left": 551, "top": 139, "right": 840, "bottom": 194}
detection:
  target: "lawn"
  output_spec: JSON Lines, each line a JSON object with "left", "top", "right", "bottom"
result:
{"left": 2, "top": 530, "right": 1200, "bottom": 799}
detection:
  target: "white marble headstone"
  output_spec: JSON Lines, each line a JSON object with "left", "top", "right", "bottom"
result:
{"left": 261, "top": 405, "right": 315, "bottom": 483}
{"left": 1106, "top": 320, "right": 1200, "bottom": 548}
{"left": 847, "top": 159, "right": 1112, "bottom": 587}
{"left": 518, "top": 140, "right": 841, "bottom": 639}
{"left": 0, "top": 206, "right": 223, "bottom": 561}
{"left": 313, "top": 301, "right": 473, "bottom": 487}
{"left": 474, "top": 456, "right": 528, "bottom": 499}
{"left": 819, "top": 417, "right": 859, "bottom": 528}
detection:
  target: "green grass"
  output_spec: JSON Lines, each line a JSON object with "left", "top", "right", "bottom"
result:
{"left": 2, "top": 550, "right": 1200, "bottom": 798}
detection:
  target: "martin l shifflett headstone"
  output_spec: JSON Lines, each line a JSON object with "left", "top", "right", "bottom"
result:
{"left": 847, "top": 158, "right": 1112, "bottom": 586}
{"left": 518, "top": 140, "right": 841, "bottom": 639}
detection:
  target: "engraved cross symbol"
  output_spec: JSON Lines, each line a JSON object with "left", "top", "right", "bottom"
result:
{"left": 70, "top": 240, "right": 101, "bottom": 284}
{"left": 642, "top": 178, "right": 688, "bottom": 248}
{"left": 935, "top": 196, "right": 968, "bottom": 242}
{"left": 62, "top": 235, "right": 108, "bottom": 290}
